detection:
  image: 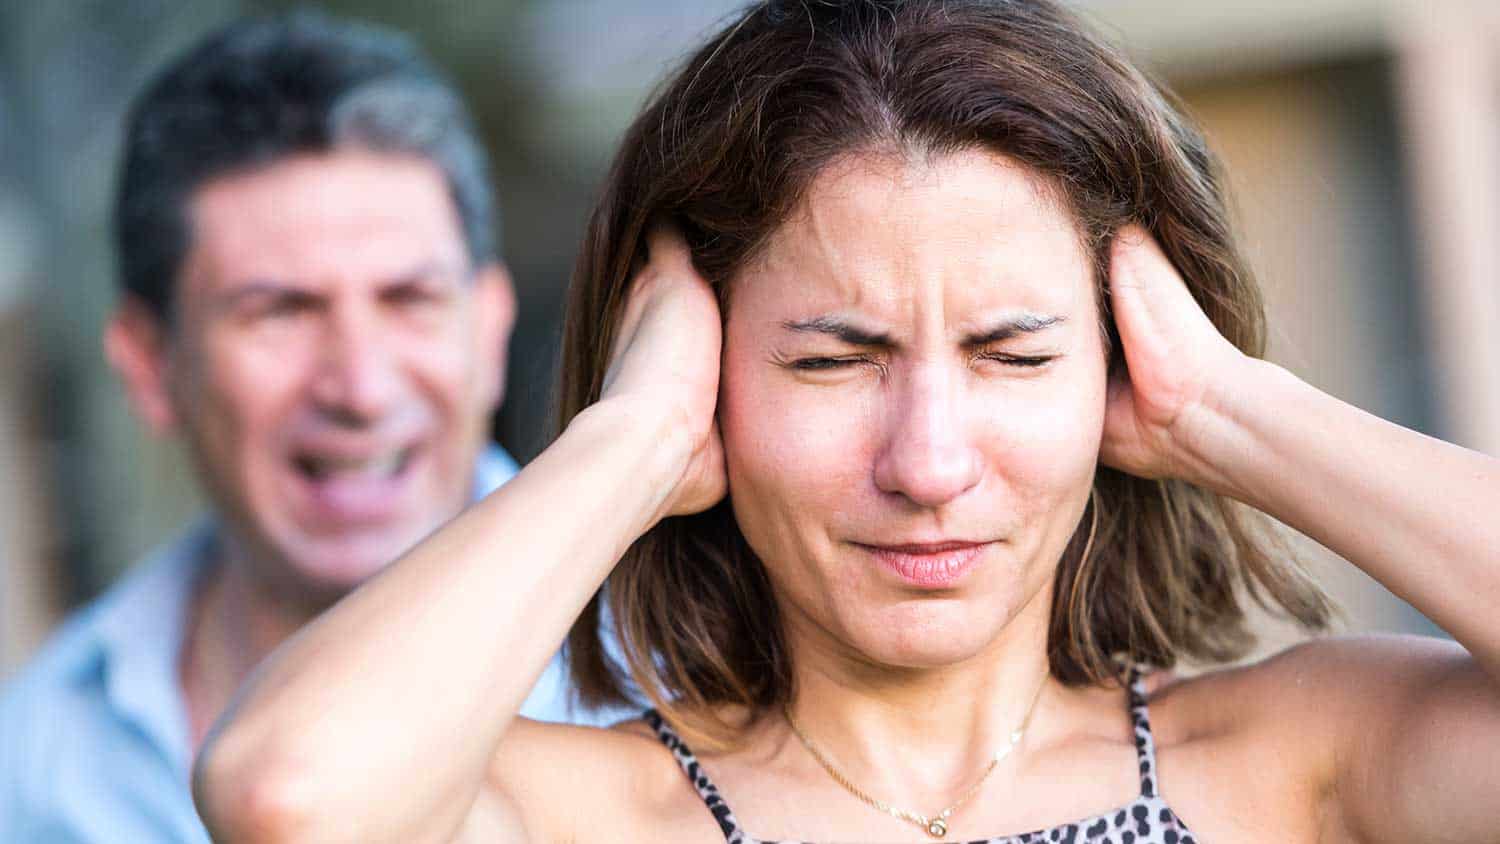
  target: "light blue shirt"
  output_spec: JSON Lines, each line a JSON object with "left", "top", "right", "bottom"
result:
{"left": 0, "top": 445, "right": 619, "bottom": 842}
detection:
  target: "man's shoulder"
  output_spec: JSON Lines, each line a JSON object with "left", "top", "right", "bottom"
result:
{"left": 0, "top": 532, "right": 202, "bottom": 748}
{"left": 1, "top": 598, "right": 111, "bottom": 713}
{"left": 0, "top": 544, "right": 204, "bottom": 838}
{"left": 0, "top": 591, "right": 123, "bottom": 759}
{"left": 0, "top": 594, "right": 117, "bottom": 832}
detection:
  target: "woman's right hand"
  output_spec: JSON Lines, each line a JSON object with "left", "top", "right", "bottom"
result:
{"left": 599, "top": 225, "right": 727, "bottom": 521}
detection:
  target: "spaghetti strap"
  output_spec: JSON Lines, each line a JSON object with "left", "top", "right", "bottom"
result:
{"left": 1126, "top": 667, "right": 1162, "bottom": 799}
{"left": 641, "top": 677, "right": 1198, "bottom": 844}
{"left": 642, "top": 709, "right": 747, "bottom": 843}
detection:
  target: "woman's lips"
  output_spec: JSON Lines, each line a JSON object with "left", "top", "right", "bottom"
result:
{"left": 857, "top": 540, "right": 992, "bottom": 589}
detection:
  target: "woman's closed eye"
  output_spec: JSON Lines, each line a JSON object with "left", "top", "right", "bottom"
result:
{"left": 974, "top": 351, "right": 1057, "bottom": 368}
{"left": 789, "top": 355, "right": 877, "bottom": 371}
{"left": 783, "top": 352, "right": 1058, "bottom": 373}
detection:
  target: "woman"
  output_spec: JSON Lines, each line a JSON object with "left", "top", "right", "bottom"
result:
{"left": 195, "top": 2, "right": 1500, "bottom": 842}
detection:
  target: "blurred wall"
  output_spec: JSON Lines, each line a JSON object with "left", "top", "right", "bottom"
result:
{"left": 0, "top": 0, "right": 243, "bottom": 674}
{"left": 1088, "top": 0, "right": 1499, "bottom": 655}
{"left": 1, "top": 200, "right": 51, "bottom": 670}
{"left": 1176, "top": 60, "right": 1443, "bottom": 654}
{"left": 3, "top": 0, "right": 1495, "bottom": 676}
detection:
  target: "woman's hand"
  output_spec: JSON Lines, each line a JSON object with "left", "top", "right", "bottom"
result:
{"left": 599, "top": 225, "right": 727, "bottom": 520}
{"left": 1098, "top": 224, "right": 1258, "bottom": 489}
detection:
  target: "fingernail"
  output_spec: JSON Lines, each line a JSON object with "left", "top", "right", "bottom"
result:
{"left": 1115, "top": 224, "right": 1147, "bottom": 247}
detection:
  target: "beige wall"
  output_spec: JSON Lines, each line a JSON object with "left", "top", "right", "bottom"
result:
{"left": 1393, "top": 1, "right": 1500, "bottom": 457}
{"left": 0, "top": 195, "right": 54, "bottom": 677}
{"left": 1177, "top": 65, "right": 1435, "bottom": 654}
{"left": 0, "top": 308, "right": 56, "bottom": 678}
{"left": 1160, "top": 4, "right": 1500, "bottom": 658}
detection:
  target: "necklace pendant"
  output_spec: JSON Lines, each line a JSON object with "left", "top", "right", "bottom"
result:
{"left": 926, "top": 818, "right": 948, "bottom": 838}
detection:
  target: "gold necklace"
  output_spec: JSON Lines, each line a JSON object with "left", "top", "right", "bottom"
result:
{"left": 784, "top": 674, "right": 1047, "bottom": 839}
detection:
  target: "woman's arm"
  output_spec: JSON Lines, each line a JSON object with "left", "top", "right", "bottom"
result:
{"left": 193, "top": 229, "right": 726, "bottom": 843}
{"left": 1103, "top": 226, "right": 1500, "bottom": 843}
{"left": 1185, "top": 357, "right": 1499, "bottom": 672}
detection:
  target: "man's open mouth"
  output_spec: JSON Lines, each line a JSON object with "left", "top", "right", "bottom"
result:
{"left": 292, "top": 446, "right": 417, "bottom": 482}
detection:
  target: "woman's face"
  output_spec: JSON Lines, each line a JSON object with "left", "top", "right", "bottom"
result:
{"left": 720, "top": 149, "right": 1107, "bottom": 669}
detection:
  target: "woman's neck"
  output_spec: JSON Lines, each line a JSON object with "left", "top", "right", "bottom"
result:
{"left": 780, "top": 591, "right": 1055, "bottom": 804}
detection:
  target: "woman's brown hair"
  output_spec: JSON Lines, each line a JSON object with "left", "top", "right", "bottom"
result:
{"left": 561, "top": 0, "right": 1332, "bottom": 748}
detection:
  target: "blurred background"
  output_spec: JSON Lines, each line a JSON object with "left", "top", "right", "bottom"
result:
{"left": 2, "top": 0, "right": 1497, "bottom": 677}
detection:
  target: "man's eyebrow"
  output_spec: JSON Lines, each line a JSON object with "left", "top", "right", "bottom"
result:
{"left": 213, "top": 260, "right": 469, "bottom": 303}
{"left": 780, "top": 316, "right": 891, "bottom": 346}
{"left": 383, "top": 259, "right": 471, "bottom": 286}
{"left": 215, "top": 281, "right": 319, "bottom": 306}
{"left": 964, "top": 314, "right": 1065, "bottom": 346}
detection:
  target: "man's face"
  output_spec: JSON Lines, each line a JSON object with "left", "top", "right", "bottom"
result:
{"left": 111, "top": 151, "right": 512, "bottom": 604}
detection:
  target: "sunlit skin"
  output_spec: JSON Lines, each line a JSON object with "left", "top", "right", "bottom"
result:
{"left": 108, "top": 151, "right": 511, "bottom": 615}
{"left": 721, "top": 151, "right": 1104, "bottom": 676}
{"left": 193, "top": 149, "right": 1500, "bottom": 844}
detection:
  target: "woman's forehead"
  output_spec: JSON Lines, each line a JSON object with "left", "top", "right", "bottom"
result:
{"left": 733, "top": 149, "right": 1095, "bottom": 324}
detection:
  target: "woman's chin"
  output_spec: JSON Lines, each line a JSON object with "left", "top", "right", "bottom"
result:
{"left": 837, "top": 604, "right": 1019, "bottom": 671}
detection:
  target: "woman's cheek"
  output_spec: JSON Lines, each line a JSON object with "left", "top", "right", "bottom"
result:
{"left": 722, "top": 371, "right": 876, "bottom": 507}
{"left": 972, "top": 382, "right": 1105, "bottom": 501}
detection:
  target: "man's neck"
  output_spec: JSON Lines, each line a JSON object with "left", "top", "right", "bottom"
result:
{"left": 178, "top": 548, "right": 319, "bottom": 753}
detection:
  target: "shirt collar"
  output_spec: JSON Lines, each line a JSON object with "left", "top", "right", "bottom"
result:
{"left": 92, "top": 519, "right": 216, "bottom": 778}
{"left": 89, "top": 443, "right": 519, "bottom": 779}
{"left": 473, "top": 441, "right": 520, "bottom": 498}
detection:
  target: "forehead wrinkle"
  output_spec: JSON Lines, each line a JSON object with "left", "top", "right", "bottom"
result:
{"left": 802, "top": 170, "right": 893, "bottom": 313}
{"left": 742, "top": 149, "right": 1093, "bottom": 342}
{"left": 853, "top": 151, "right": 1083, "bottom": 335}
{"left": 918, "top": 163, "right": 1089, "bottom": 333}
{"left": 793, "top": 154, "right": 948, "bottom": 327}
{"left": 752, "top": 173, "right": 893, "bottom": 320}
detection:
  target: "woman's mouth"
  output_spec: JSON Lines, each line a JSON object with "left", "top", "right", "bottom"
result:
{"left": 855, "top": 540, "right": 993, "bottom": 589}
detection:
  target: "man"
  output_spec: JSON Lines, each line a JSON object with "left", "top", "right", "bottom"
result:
{"left": 0, "top": 13, "right": 612, "bottom": 842}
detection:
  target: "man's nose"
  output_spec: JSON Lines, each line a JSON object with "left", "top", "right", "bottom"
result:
{"left": 872, "top": 365, "right": 983, "bottom": 508}
{"left": 309, "top": 301, "right": 402, "bottom": 425}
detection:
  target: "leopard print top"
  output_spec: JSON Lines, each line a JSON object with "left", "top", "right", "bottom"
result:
{"left": 643, "top": 669, "right": 1198, "bottom": 843}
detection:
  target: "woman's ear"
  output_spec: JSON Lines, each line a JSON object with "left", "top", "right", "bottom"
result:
{"left": 104, "top": 298, "right": 179, "bottom": 435}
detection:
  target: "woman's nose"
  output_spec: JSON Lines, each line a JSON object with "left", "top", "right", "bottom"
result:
{"left": 872, "top": 366, "right": 982, "bottom": 508}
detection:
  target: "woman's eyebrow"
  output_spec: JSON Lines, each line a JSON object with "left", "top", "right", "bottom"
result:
{"left": 779, "top": 313, "right": 1065, "bottom": 347}
{"left": 780, "top": 316, "right": 891, "bottom": 347}
{"left": 964, "top": 313, "right": 1065, "bottom": 346}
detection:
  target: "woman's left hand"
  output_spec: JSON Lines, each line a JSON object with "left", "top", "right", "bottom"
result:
{"left": 1099, "top": 233, "right": 1500, "bottom": 844}
{"left": 1098, "top": 224, "right": 1257, "bottom": 487}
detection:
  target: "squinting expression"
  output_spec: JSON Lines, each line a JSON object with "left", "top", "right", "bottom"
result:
{"left": 165, "top": 151, "right": 508, "bottom": 603}
{"left": 720, "top": 150, "right": 1107, "bottom": 669}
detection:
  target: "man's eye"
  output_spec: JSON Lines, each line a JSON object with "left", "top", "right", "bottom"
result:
{"left": 256, "top": 298, "right": 313, "bottom": 319}
{"left": 385, "top": 286, "right": 443, "bottom": 307}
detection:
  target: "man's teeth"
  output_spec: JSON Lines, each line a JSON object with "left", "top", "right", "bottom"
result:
{"left": 299, "top": 449, "right": 408, "bottom": 480}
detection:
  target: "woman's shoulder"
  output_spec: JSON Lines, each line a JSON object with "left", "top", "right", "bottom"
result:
{"left": 482, "top": 714, "right": 727, "bottom": 844}
{"left": 1149, "top": 635, "right": 1469, "bottom": 787}
{"left": 1157, "top": 634, "right": 1467, "bottom": 713}
{"left": 1136, "top": 635, "right": 1475, "bottom": 841}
